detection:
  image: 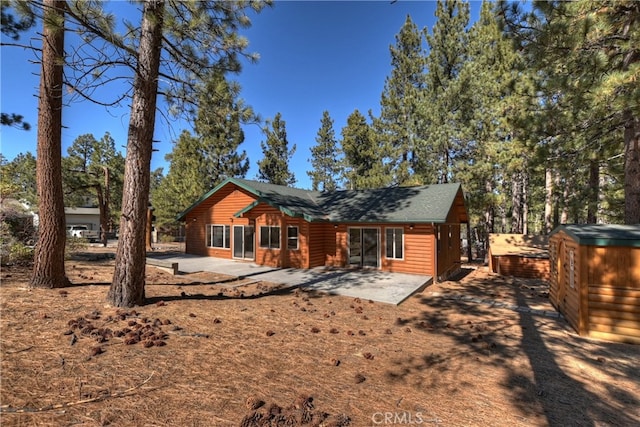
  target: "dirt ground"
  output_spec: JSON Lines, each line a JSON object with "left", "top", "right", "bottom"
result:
{"left": 1, "top": 246, "right": 639, "bottom": 427}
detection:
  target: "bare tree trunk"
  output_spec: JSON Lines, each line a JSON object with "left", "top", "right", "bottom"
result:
{"left": 499, "top": 205, "right": 507, "bottom": 233}
{"left": 484, "top": 179, "right": 494, "bottom": 235}
{"left": 102, "top": 166, "right": 110, "bottom": 245}
{"left": 146, "top": 206, "right": 153, "bottom": 252}
{"left": 522, "top": 171, "right": 529, "bottom": 235}
{"left": 587, "top": 157, "right": 599, "bottom": 224}
{"left": 511, "top": 172, "right": 522, "bottom": 233}
{"left": 560, "top": 179, "right": 569, "bottom": 224}
{"left": 30, "top": 0, "right": 70, "bottom": 289}
{"left": 466, "top": 221, "right": 472, "bottom": 262}
{"left": 95, "top": 166, "right": 110, "bottom": 247}
{"left": 624, "top": 111, "right": 640, "bottom": 224}
{"left": 107, "top": 0, "right": 164, "bottom": 307}
{"left": 544, "top": 168, "right": 553, "bottom": 234}
{"left": 483, "top": 178, "right": 494, "bottom": 261}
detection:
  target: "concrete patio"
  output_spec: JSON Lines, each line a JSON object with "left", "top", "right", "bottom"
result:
{"left": 146, "top": 253, "right": 432, "bottom": 305}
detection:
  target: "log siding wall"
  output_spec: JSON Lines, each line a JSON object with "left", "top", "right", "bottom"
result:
{"left": 490, "top": 255, "right": 550, "bottom": 281}
{"left": 549, "top": 230, "right": 640, "bottom": 344}
{"left": 184, "top": 184, "right": 254, "bottom": 257}
{"left": 184, "top": 182, "right": 465, "bottom": 280}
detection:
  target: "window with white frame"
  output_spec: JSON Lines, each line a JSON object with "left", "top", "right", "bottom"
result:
{"left": 206, "top": 225, "right": 230, "bottom": 249}
{"left": 260, "top": 226, "right": 280, "bottom": 249}
{"left": 386, "top": 228, "right": 404, "bottom": 259}
{"left": 287, "top": 226, "right": 299, "bottom": 250}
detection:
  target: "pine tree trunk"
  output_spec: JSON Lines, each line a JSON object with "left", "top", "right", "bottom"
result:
{"left": 511, "top": 172, "right": 522, "bottom": 233}
{"left": 484, "top": 180, "right": 494, "bottom": 234}
{"left": 30, "top": 0, "right": 70, "bottom": 289}
{"left": 107, "top": 0, "right": 164, "bottom": 307}
{"left": 623, "top": 111, "right": 640, "bottom": 224}
{"left": 466, "top": 221, "right": 472, "bottom": 262}
{"left": 544, "top": 168, "right": 553, "bottom": 234}
{"left": 96, "top": 175, "right": 109, "bottom": 247}
{"left": 587, "top": 158, "right": 599, "bottom": 224}
{"left": 146, "top": 206, "right": 153, "bottom": 252}
{"left": 522, "top": 171, "right": 528, "bottom": 235}
{"left": 101, "top": 166, "right": 110, "bottom": 246}
{"left": 483, "top": 178, "right": 494, "bottom": 260}
{"left": 560, "top": 178, "right": 569, "bottom": 225}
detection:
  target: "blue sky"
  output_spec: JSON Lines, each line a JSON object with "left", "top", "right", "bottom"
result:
{"left": 1, "top": 1, "right": 482, "bottom": 190}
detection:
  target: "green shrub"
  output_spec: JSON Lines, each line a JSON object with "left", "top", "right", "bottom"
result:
{"left": 9, "top": 243, "right": 34, "bottom": 264}
{"left": 65, "top": 236, "right": 88, "bottom": 259}
{"left": 159, "top": 234, "right": 175, "bottom": 243}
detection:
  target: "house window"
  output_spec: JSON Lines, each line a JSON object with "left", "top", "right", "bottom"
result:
{"left": 386, "top": 228, "right": 404, "bottom": 259}
{"left": 206, "top": 225, "right": 230, "bottom": 249}
{"left": 287, "top": 226, "right": 299, "bottom": 250}
{"left": 260, "top": 226, "right": 280, "bottom": 249}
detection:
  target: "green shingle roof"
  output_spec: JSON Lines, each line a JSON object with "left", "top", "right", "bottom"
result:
{"left": 550, "top": 224, "right": 640, "bottom": 248}
{"left": 177, "top": 178, "right": 468, "bottom": 224}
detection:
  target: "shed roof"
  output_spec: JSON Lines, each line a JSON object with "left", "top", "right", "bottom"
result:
{"left": 177, "top": 178, "right": 468, "bottom": 224}
{"left": 489, "top": 234, "right": 549, "bottom": 258}
{"left": 550, "top": 224, "right": 640, "bottom": 248}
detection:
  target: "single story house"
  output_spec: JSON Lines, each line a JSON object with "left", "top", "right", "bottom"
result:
{"left": 549, "top": 224, "right": 640, "bottom": 344}
{"left": 65, "top": 206, "right": 100, "bottom": 230}
{"left": 488, "top": 233, "right": 549, "bottom": 280}
{"left": 177, "top": 178, "right": 468, "bottom": 281}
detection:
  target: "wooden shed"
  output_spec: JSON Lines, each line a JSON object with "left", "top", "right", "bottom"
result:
{"left": 488, "top": 234, "right": 549, "bottom": 280}
{"left": 177, "top": 178, "right": 468, "bottom": 281}
{"left": 549, "top": 224, "right": 640, "bottom": 344}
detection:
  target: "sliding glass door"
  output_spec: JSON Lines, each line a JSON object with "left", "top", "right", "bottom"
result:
{"left": 233, "top": 225, "right": 254, "bottom": 260}
{"left": 349, "top": 228, "right": 379, "bottom": 268}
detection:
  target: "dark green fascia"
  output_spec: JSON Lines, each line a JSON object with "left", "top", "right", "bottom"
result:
{"left": 233, "top": 198, "right": 320, "bottom": 223}
{"left": 550, "top": 225, "right": 640, "bottom": 248}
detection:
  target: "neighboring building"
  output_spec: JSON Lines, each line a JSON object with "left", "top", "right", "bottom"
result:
{"left": 549, "top": 224, "right": 640, "bottom": 344}
{"left": 177, "top": 178, "right": 468, "bottom": 281}
{"left": 64, "top": 207, "right": 100, "bottom": 230}
{"left": 488, "top": 234, "right": 549, "bottom": 280}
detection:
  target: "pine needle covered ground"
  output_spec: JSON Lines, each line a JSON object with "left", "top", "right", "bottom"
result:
{"left": 1, "top": 246, "right": 639, "bottom": 426}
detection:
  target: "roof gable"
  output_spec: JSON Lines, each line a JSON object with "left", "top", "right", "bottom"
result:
{"left": 177, "top": 178, "right": 468, "bottom": 224}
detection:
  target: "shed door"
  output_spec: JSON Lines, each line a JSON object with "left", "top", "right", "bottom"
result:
{"left": 556, "top": 240, "right": 567, "bottom": 310}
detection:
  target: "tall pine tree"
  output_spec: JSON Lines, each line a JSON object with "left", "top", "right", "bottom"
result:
{"left": 502, "top": 0, "right": 637, "bottom": 225}
{"left": 257, "top": 112, "right": 296, "bottom": 186}
{"left": 455, "top": 0, "right": 519, "bottom": 242}
{"left": 63, "top": 132, "right": 125, "bottom": 245}
{"left": 194, "top": 71, "right": 251, "bottom": 187}
{"left": 377, "top": 15, "right": 427, "bottom": 186}
{"left": 30, "top": 0, "right": 70, "bottom": 288}
{"left": 341, "top": 109, "right": 390, "bottom": 190}
{"left": 152, "top": 72, "right": 253, "bottom": 226}
{"left": 307, "top": 111, "right": 342, "bottom": 191}
{"left": 422, "top": 0, "right": 470, "bottom": 184}
{"left": 151, "top": 130, "right": 208, "bottom": 226}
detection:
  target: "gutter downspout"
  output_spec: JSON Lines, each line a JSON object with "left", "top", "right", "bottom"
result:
{"left": 432, "top": 222, "right": 438, "bottom": 283}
